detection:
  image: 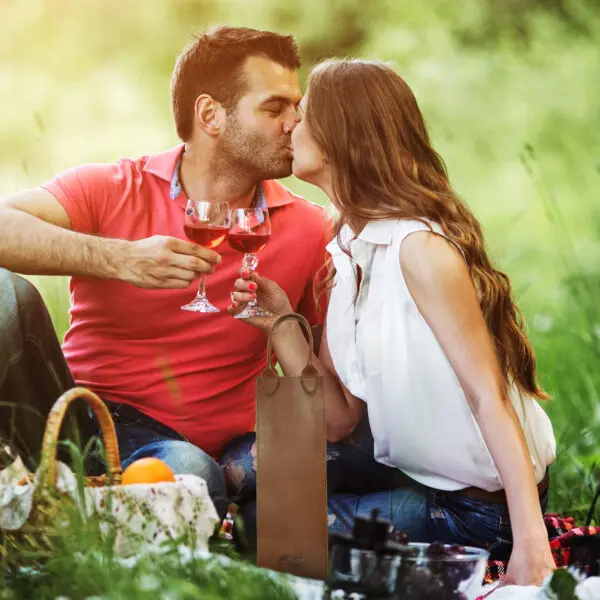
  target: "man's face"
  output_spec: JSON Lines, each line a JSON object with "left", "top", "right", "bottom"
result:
{"left": 217, "top": 55, "right": 301, "bottom": 181}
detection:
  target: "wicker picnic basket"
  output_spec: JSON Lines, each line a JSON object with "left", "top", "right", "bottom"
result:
{"left": 0, "top": 387, "right": 122, "bottom": 565}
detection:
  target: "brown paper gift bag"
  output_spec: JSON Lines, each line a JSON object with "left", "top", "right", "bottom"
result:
{"left": 256, "top": 313, "right": 329, "bottom": 580}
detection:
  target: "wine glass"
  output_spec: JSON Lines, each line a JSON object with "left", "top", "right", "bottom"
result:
{"left": 227, "top": 207, "right": 271, "bottom": 319}
{"left": 181, "top": 199, "right": 231, "bottom": 313}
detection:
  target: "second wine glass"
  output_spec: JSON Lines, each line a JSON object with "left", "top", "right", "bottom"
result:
{"left": 227, "top": 207, "right": 271, "bottom": 319}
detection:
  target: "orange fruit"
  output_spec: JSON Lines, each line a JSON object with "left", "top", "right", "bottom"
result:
{"left": 121, "top": 457, "right": 176, "bottom": 485}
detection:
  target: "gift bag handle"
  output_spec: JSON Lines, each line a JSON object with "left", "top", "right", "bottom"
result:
{"left": 37, "top": 387, "right": 122, "bottom": 490}
{"left": 261, "top": 314, "right": 320, "bottom": 396}
{"left": 265, "top": 313, "right": 318, "bottom": 378}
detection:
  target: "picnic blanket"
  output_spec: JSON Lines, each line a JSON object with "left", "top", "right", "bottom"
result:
{"left": 484, "top": 513, "right": 599, "bottom": 585}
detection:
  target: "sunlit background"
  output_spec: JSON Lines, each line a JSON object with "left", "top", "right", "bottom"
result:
{"left": 2, "top": 0, "right": 599, "bottom": 518}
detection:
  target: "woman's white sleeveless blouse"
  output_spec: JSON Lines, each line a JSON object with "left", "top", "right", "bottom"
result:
{"left": 325, "top": 219, "right": 556, "bottom": 492}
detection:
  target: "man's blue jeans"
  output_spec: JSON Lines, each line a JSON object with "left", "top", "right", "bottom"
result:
{"left": 0, "top": 270, "right": 95, "bottom": 470}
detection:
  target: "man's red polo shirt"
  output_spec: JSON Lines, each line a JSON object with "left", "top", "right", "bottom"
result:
{"left": 42, "top": 145, "right": 330, "bottom": 457}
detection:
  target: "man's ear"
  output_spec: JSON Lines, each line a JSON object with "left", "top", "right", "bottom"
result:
{"left": 194, "top": 94, "right": 225, "bottom": 137}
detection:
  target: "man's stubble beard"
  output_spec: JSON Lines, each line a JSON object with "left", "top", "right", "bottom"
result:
{"left": 214, "top": 113, "right": 293, "bottom": 182}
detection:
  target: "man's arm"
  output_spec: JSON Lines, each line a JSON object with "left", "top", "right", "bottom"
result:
{"left": 0, "top": 187, "right": 221, "bottom": 288}
{"left": 0, "top": 187, "right": 125, "bottom": 278}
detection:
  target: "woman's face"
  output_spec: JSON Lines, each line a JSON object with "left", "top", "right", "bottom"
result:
{"left": 290, "top": 95, "right": 330, "bottom": 189}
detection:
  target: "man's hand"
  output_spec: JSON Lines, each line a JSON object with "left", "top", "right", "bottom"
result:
{"left": 117, "top": 235, "right": 222, "bottom": 289}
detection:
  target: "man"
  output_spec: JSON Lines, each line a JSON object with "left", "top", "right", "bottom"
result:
{"left": 0, "top": 26, "right": 330, "bottom": 519}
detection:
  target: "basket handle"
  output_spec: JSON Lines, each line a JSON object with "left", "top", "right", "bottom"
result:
{"left": 37, "top": 387, "right": 122, "bottom": 489}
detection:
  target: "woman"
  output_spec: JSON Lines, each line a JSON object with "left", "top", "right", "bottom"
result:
{"left": 229, "top": 59, "right": 556, "bottom": 586}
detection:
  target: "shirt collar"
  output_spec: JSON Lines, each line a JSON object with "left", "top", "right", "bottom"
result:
{"left": 326, "top": 220, "right": 397, "bottom": 256}
{"left": 357, "top": 220, "right": 396, "bottom": 244}
{"left": 143, "top": 145, "right": 183, "bottom": 184}
{"left": 143, "top": 144, "right": 293, "bottom": 208}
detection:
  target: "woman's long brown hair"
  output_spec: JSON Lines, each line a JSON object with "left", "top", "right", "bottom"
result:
{"left": 307, "top": 59, "right": 547, "bottom": 400}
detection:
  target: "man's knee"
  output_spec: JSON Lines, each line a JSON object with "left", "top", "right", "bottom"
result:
{"left": 0, "top": 270, "right": 43, "bottom": 310}
{"left": 148, "top": 440, "right": 228, "bottom": 519}
{"left": 162, "top": 441, "right": 222, "bottom": 480}
{"left": 0, "top": 270, "right": 46, "bottom": 338}
{"left": 219, "top": 432, "right": 257, "bottom": 503}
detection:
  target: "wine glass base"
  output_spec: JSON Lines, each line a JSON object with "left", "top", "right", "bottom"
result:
{"left": 234, "top": 304, "right": 272, "bottom": 319}
{"left": 181, "top": 298, "right": 220, "bottom": 313}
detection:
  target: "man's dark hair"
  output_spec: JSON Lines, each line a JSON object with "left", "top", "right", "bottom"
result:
{"left": 170, "top": 26, "right": 301, "bottom": 141}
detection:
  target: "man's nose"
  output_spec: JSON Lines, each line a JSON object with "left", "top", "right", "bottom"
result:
{"left": 283, "top": 115, "right": 300, "bottom": 135}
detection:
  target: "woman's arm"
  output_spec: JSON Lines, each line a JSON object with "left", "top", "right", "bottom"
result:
{"left": 271, "top": 319, "right": 364, "bottom": 442}
{"left": 399, "top": 231, "right": 555, "bottom": 587}
{"left": 229, "top": 273, "right": 364, "bottom": 441}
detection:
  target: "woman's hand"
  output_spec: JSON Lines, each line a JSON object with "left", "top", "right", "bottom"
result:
{"left": 227, "top": 269, "right": 293, "bottom": 331}
{"left": 504, "top": 536, "right": 555, "bottom": 586}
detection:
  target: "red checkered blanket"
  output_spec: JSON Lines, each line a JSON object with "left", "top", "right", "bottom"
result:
{"left": 483, "top": 513, "right": 599, "bottom": 585}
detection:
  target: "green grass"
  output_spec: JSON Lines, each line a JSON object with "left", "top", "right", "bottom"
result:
{"left": 1, "top": 540, "right": 297, "bottom": 600}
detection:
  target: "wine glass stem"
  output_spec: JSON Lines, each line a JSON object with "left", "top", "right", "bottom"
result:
{"left": 243, "top": 253, "right": 259, "bottom": 308}
{"left": 196, "top": 273, "right": 208, "bottom": 300}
